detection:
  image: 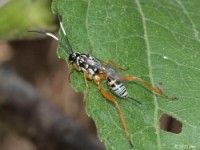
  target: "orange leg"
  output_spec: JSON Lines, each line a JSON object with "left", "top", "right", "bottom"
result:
{"left": 68, "top": 64, "right": 80, "bottom": 82}
{"left": 83, "top": 72, "right": 91, "bottom": 101}
{"left": 121, "top": 75, "right": 177, "bottom": 100}
{"left": 68, "top": 67, "right": 74, "bottom": 83}
{"left": 103, "top": 60, "right": 129, "bottom": 71}
{"left": 93, "top": 76, "right": 133, "bottom": 146}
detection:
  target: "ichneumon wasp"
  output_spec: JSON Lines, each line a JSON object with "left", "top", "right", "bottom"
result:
{"left": 28, "top": 14, "right": 177, "bottom": 147}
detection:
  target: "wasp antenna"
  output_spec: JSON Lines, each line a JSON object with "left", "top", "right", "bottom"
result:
{"left": 27, "top": 30, "right": 70, "bottom": 54}
{"left": 57, "top": 14, "right": 73, "bottom": 54}
{"left": 57, "top": 15, "right": 67, "bottom": 36}
{"left": 28, "top": 30, "right": 59, "bottom": 41}
{"left": 127, "top": 96, "right": 142, "bottom": 105}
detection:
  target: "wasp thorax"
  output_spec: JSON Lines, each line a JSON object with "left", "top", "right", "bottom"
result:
{"left": 69, "top": 52, "right": 80, "bottom": 64}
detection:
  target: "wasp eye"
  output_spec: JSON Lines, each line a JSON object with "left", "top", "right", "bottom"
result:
{"left": 68, "top": 52, "right": 81, "bottom": 65}
{"left": 69, "top": 54, "right": 75, "bottom": 62}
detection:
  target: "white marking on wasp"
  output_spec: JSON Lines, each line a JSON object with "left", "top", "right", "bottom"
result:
{"left": 46, "top": 33, "right": 59, "bottom": 41}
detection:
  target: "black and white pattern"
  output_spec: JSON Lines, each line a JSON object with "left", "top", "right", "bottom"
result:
{"left": 28, "top": 18, "right": 131, "bottom": 100}
{"left": 69, "top": 52, "right": 100, "bottom": 76}
{"left": 107, "top": 76, "right": 128, "bottom": 99}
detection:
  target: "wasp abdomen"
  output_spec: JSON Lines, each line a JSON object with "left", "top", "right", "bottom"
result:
{"left": 107, "top": 77, "right": 128, "bottom": 99}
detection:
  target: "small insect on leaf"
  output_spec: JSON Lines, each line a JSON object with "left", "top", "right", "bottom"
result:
{"left": 28, "top": 11, "right": 177, "bottom": 147}
{"left": 51, "top": 0, "right": 200, "bottom": 150}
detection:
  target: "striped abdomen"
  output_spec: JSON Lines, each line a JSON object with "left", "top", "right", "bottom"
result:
{"left": 107, "top": 76, "right": 128, "bottom": 99}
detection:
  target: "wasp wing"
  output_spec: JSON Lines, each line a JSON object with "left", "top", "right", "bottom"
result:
{"left": 85, "top": 56, "right": 126, "bottom": 82}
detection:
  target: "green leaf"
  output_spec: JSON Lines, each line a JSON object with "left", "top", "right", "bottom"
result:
{"left": 52, "top": 0, "right": 200, "bottom": 150}
{"left": 0, "top": 0, "right": 56, "bottom": 40}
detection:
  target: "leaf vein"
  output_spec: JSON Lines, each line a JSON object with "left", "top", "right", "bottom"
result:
{"left": 175, "top": 0, "right": 200, "bottom": 42}
{"left": 135, "top": 0, "right": 161, "bottom": 149}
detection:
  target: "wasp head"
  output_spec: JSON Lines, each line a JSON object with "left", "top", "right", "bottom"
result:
{"left": 68, "top": 52, "right": 80, "bottom": 65}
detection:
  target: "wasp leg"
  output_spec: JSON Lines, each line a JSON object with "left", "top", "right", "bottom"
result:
{"left": 103, "top": 60, "right": 129, "bottom": 71}
{"left": 68, "top": 64, "right": 81, "bottom": 82}
{"left": 121, "top": 75, "right": 177, "bottom": 100}
{"left": 83, "top": 72, "right": 92, "bottom": 102}
{"left": 68, "top": 67, "right": 74, "bottom": 83}
{"left": 93, "top": 76, "right": 133, "bottom": 146}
